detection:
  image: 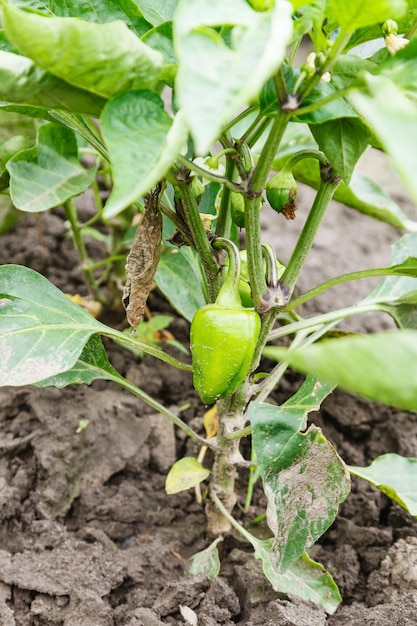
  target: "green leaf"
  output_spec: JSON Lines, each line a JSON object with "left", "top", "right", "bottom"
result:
{"left": 0, "top": 264, "right": 106, "bottom": 386}
{"left": 249, "top": 378, "right": 349, "bottom": 572}
{"left": 35, "top": 333, "right": 120, "bottom": 388}
{"left": 7, "top": 123, "right": 97, "bottom": 212}
{"left": 0, "top": 50, "right": 106, "bottom": 116}
{"left": 309, "top": 118, "right": 369, "bottom": 184}
{"left": 4, "top": 0, "right": 152, "bottom": 37}
{"left": 174, "top": 0, "right": 293, "bottom": 153}
{"left": 297, "top": 81, "right": 358, "bottom": 124}
{"left": 154, "top": 247, "right": 207, "bottom": 322}
{"left": 0, "top": 134, "right": 32, "bottom": 189}
{"left": 365, "top": 234, "right": 417, "bottom": 307}
{"left": 349, "top": 454, "right": 417, "bottom": 516}
{"left": 101, "top": 90, "right": 188, "bottom": 218}
{"left": 142, "top": 21, "right": 176, "bottom": 64}
{"left": 277, "top": 329, "right": 417, "bottom": 410}
{"left": 185, "top": 537, "right": 223, "bottom": 581}
{"left": 331, "top": 55, "right": 378, "bottom": 92}
{"left": 249, "top": 538, "right": 342, "bottom": 614}
{"left": 134, "top": 0, "right": 177, "bottom": 26}
{"left": 165, "top": 457, "right": 210, "bottom": 494}
{"left": 350, "top": 74, "right": 417, "bottom": 207}
{"left": 2, "top": 2, "right": 163, "bottom": 99}
{"left": 330, "top": 0, "right": 407, "bottom": 32}
{"left": 142, "top": 22, "right": 176, "bottom": 85}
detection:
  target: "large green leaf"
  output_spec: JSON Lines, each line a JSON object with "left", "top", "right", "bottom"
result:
{"left": 154, "top": 247, "right": 207, "bottom": 322}
{"left": 330, "top": 0, "right": 406, "bottom": 32}
{"left": 134, "top": 0, "right": 177, "bottom": 26}
{"left": 349, "top": 454, "right": 417, "bottom": 516}
{"left": 0, "top": 50, "right": 106, "bottom": 116}
{"left": 5, "top": 0, "right": 152, "bottom": 37}
{"left": 309, "top": 117, "right": 369, "bottom": 184}
{"left": 174, "top": 0, "right": 293, "bottom": 153}
{"left": 276, "top": 329, "right": 417, "bottom": 410}
{"left": 2, "top": 2, "right": 163, "bottom": 99}
{"left": 35, "top": 333, "right": 120, "bottom": 388}
{"left": 346, "top": 1, "right": 417, "bottom": 50}
{"left": 101, "top": 91, "right": 188, "bottom": 218}
{"left": 0, "top": 264, "right": 191, "bottom": 387}
{"left": 0, "top": 264, "right": 105, "bottom": 386}
{"left": 350, "top": 74, "right": 417, "bottom": 207}
{"left": 250, "top": 377, "right": 349, "bottom": 572}
{"left": 7, "top": 123, "right": 97, "bottom": 212}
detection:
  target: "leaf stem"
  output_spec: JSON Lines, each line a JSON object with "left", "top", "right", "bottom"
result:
{"left": 245, "top": 110, "right": 291, "bottom": 312}
{"left": 177, "top": 155, "right": 241, "bottom": 192}
{"left": 268, "top": 301, "right": 389, "bottom": 342}
{"left": 63, "top": 199, "right": 105, "bottom": 303}
{"left": 285, "top": 265, "right": 417, "bottom": 311}
{"left": 109, "top": 371, "right": 213, "bottom": 448}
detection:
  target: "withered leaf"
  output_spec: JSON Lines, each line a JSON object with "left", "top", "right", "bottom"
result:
{"left": 123, "top": 184, "right": 163, "bottom": 331}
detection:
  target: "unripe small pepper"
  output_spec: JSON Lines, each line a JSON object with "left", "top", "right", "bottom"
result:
{"left": 266, "top": 168, "right": 298, "bottom": 220}
{"left": 190, "top": 239, "right": 261, "bottom": 404}
{"left": 230, "top": 191, "right": 245, "bottom": 228}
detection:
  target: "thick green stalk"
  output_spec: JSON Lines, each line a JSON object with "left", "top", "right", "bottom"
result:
{"left": 280, "top": 175, "right": 341, "bottom": 301}
{"left": 245, "top": 110, "right": 291, "bottom": 312}
{"left": 206, "top": 387, "right": 248, "bottom": 535}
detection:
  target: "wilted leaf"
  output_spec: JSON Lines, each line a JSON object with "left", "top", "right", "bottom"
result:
{"left": 251, "top": 400, "right": 350, "bottom": 571}
{"left": 165, "top": 457, "right": 210, "bottom": 494}
{"left": 186, "top": 536, "right": 223, "bottom": 580}
{"left": 123, "top": 185, "right": 163, "bottom": 331}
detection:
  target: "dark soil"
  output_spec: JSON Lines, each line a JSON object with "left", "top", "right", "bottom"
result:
{"left": 1, "top": 155, "right": 417, "bottom": 625}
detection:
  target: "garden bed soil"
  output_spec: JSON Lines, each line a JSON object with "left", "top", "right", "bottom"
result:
{"left": 1, "top": 151, "right": 417, "bottom": 625}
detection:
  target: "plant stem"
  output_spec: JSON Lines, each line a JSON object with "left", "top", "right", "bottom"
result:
{"left": 175, "top": 178, "right": 220, "bottom": 299}
{"left": 268, "top": 301, "right": 390, "bottom": 342}
{"left": 64, "top": 199, "right": 105, "bottom": 303}
{"left": 279, "top": 174, "right": 340, "bottom": 301}
{"left": 177, "top": 155, "right": 241, "bottom": 192}
{"left": 245, "top": 110, "right": 291, "bottom": 312}
{"left": 206, "top": 390, "right": 248, "bottom": 535}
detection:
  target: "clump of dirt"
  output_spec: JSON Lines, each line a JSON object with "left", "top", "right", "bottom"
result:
{"left": 1, "top": 178, "right": 417, "bottom": 625}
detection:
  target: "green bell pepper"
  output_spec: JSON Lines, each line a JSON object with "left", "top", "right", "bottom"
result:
{"left": 190, "top": 239, "right": 261, "bottom": 404}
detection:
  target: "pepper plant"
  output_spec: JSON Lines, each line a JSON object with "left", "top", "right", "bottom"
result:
{"left": 2, "top": 0, "right": 417, "bottom": 613}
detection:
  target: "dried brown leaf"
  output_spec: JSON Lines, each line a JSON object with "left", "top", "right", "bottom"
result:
{"left": 123, "top": 184, "right": 163, "bottom": 331}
